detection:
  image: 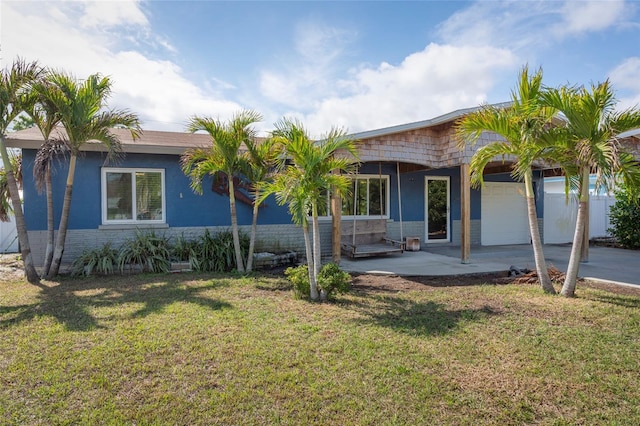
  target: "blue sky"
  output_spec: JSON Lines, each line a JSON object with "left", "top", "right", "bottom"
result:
{"left": 2, "top": 1, "right": 639, "bottom": 137}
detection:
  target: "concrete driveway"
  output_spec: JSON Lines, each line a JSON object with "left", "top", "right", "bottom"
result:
{"left": 340, "top": 244, "right": 640, "bottom": 287}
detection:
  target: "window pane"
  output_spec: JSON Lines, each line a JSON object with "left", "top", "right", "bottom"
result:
{"left": 369, "top": 178, "right": 386, "bottom": 216}
{"left": 106, "top": 172, "right": 132, "bottom": 220}
{"left": 356, "top": 179, "right": 367, "bottom": 215}
{"left": 136, "top": 172, "right": 163, "bottom": 221}
{"left": 342, "top": 180, "right": 355, "bottom": 215}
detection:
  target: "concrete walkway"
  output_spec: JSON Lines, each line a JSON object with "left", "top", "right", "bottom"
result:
{"left": 340, "top": 243, "right": 640, "bottom": 286}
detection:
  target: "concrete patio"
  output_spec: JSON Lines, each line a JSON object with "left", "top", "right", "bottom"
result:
{"left": 340, "top": 243, "right": 640, "bottom": 287}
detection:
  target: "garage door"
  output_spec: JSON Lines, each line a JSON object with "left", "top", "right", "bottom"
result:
{"left": 481, "top": 182, "right": 530, "bottom": 245}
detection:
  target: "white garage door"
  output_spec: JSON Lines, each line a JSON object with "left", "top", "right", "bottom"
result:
{"left": 481, "top": 182, "right": 530, "bottom": 245}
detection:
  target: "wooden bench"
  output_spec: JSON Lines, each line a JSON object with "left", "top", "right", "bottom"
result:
{"left": 341, "top": 218, "right": 405, "bottom": 258}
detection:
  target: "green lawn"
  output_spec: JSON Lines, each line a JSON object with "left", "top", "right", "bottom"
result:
{"left": 1, "top": 271, "right": 639, "bottom": 425}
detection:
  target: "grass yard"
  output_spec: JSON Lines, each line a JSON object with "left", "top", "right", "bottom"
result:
{"left": 1, "top": 270, "right": 640, "bottom": 425}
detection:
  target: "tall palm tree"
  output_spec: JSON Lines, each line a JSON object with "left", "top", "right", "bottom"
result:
{"left": 541, "top": 81, "right": 640, "bottom": 297}
{"left": 456, "top": 66, "right": 557, "bottom": 294}
{"left": 263, "top": 119, "right": 358, "bottom": 301}
{"left": 181, "top": 110, "right": 263, "bottom": 274}
{"left": 22, "top": 74, "right": 66, "bottom": 276}
{"left": 240, "top": 137, "right": 279, "bottom": 272}
{"left": 0, "top": 59, "right": 42, "bottom": 284}
{"left": 42, "top": 72, "right": 142, "bottom": 278}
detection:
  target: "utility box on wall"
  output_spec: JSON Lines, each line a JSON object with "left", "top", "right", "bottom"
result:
{"left": 405, "top": 237, "right": 420, "bottom": 251}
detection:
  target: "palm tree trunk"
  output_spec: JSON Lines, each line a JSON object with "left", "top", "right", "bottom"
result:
{"left": 245, "top": 193, "right": 260, "bottom": 272}
{"left": 48, "top": 154, "right": 76, "bottom": 278}
{"left": 228, "top": 176, "right": 245, "bottom": 273}
{"left": 42, "top": 165, "right": 54, "bottom": 276}
{"left": 561, "top": 168, "right": 590, "bottom": 297}
{"left": 301, "top": 221, "right": 317, "bottom": 300}
{"left": 524, "top": 172, "right": 555, "bottom": 294}
{"left": 0, "top": 136, "right": 40, "bottom": 284}
{"left": 311, "top": 203, "right": 321, "bottom": 301}
{"left": 580, "top": 200, "right": 589, "bottom": 262}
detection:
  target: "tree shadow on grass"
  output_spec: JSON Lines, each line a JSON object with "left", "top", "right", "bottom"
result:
{"left": 584, "top": 292, "right": 640, "bottom": 309}
{"left": 344, "top": 294, "right": 499, "bottom": 336}
{"left": 0, "top": 274, "right": 232, "bottom": 331}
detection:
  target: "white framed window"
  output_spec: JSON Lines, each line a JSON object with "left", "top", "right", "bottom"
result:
{"left": 102, "top": 168, "right": 165, "bottom": 224}
{"left": 342, "top": 174, "right": 390, "bottom": 218}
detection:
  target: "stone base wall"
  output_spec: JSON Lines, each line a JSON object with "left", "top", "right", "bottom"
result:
{"left": 27, "top": 217, "right": 517, "bottom": 267}
{"left": 28, "top": 224, "right": 318, "bottom": 267}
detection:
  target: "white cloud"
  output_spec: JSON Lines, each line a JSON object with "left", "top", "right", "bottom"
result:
{"left": 557, "top": 0, "right": 626, "bottom": 36}
{"left": 1, "top": 1, "right": 239, "bottom": 131}
{"left": 608, "top": 57, "right": 640, "bottom": 109}
{"left": 259, "top": 21, "right": 357, "bottom": 110}
{"left": 436, "top": 1, "right": 631, "bottom": 52}
{"left": 300, "top": 43, "right": 517, "bottom": 136}
{"left": 435, "top": 1, "right": 558, "bottom": 51}
{"left": 80, "top": 0, "right": 149, "bottom": 28}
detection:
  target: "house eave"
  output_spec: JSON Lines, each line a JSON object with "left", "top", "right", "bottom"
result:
{"left": 348, "top": 102, "right": 512, "bottom": 140}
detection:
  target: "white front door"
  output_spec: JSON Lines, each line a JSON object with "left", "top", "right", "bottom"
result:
{"left": 425, "top": 177, "right": 450, "bottom": 243}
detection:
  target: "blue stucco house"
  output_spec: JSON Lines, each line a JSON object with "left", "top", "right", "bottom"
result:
{"left": 7, "top": 105, "right": 554, "bottom": 266}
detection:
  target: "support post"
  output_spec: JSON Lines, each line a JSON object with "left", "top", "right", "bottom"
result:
{"left": 460, "top": 163, "right": 471, "bottom": 264}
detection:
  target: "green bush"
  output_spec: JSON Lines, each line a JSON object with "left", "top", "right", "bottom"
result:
{"left": 171, "top": 233, "right": 200, "bottom": 270}
{"left": 189, "top": 229, "right": 249, "bottom": 272}
{"left": 71, "top": 243, "right": 118, "bottom": 277}
{"left": 318, "top": 262, "right": 351, "bottom": 299}
{"left": 118, "top": 230, "right": 171, "bottom": 273}
{"left": 608, "top": 186, "right": 640, "bottom": 249}
{"left": 285, "top": 263, "right": 351, "bottom": 301}
{"left": 284, "top": 264, "right": 311, "bottom": 300}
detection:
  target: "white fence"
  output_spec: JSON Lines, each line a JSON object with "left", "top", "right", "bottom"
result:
{"left": 543, "top": 193, "right": 616, "bottom": 244}
{"left": 0, "top": 214, "right": 19, "bottom": 253}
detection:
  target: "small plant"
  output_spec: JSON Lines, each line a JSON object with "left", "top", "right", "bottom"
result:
{"left": 285, "top": 263, "right": 351, "bottom": 301}
{"left": 318, "top": 262, "right": 351, "bottom": 300}
{"left": 118, "top": 230, "right": 171, "bottom": 273}
{"left": 284, "top": 264, "right": 311, "bottom": 300}
{"left": 191, "top": 229, "right": 249, "bottom": 272}
{"left": 171, "top": 234, "right": 201, "bottom": 270}
{"left": 608, "top": 185, "right": 640, "bottom": 249}
{"left": 71, "top": 242, "right": 119, "bottom": 277}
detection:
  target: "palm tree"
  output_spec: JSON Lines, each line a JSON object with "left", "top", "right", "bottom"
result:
{"left": 22, "top": 75, "right": 66, "bottom": 276}
{"left": 456, "top": 66, "right": 557, "bottom": 294}
{"left": 0, "top": 152, "right": 21, "bottom": 221}
{"left": 181, "top": 110, "right": 263, "bottom": 274}
{"left": 263, "top": 118, "right": 358, "bottom": 301}
{"left": 42, "top": 72, "right": 142, "bottom": 278}
{"left": 240, "top": 137, "right": 279, "bottom": 272}
{"left": 540, "top": 81, "right": 640, "bottom": 297}
{"left": 0, "top": 59, "right": 42, "bottom": 284}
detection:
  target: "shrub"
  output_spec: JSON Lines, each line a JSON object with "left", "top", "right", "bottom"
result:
{"left": 171, "top": 234, "right": 200, "bottom": 270}
{"left": 608, "top": 186, "right": 640, "bottom": 249}
{"left": 118, "top": 230, "right": 171, "bottom": 273}
{"left": 284, "top": 264, "right": 311, "bottom": 300}
{"left": 318, "top": 262, "right": 351, "bottom": 299}
{"left": 71, "top": 242, "right": 118, "bottom": 277}
{"left": 285, "top": 263, "right": 351, "bottom": 301}
{"left": 189, "top": 229, "right": 250, "bottom": 273}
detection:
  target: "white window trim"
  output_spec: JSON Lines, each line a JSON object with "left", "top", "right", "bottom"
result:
{"left": 101, "top": 167, "right": 166, "bottom": 225}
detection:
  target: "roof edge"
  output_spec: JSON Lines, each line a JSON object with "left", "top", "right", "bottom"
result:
{"left": 347, "top": 101, "right": 512, "bottom": 140}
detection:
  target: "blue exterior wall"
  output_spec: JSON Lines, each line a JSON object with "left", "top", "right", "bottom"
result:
{"left": 20, "top": 149, "right": 542, "bottom": 240}
{"left": 344, "top": 162, "right": 542, "bottom": 240}
{"left": 21, "top": 149, "right": 293, "bottom": 231}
